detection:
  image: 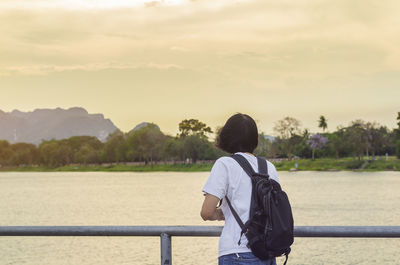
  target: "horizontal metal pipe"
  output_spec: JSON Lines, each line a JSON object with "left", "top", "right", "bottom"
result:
{"left": 0, "top": 226, "right": 222, "bottom": 237}
{"left": 295, "top": 226, "right": 400, "bottom": 238}
{"left": 0, "top": 226, "right": 400, "bottom": 238}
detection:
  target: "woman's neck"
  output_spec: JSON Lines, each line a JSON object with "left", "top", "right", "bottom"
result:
{"left": 244, "top": 152, "right": 255, "bottom": 156}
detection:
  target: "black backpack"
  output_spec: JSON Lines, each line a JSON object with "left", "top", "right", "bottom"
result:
{"left": 224, "top": 154, "right": 294, "bottom": 265}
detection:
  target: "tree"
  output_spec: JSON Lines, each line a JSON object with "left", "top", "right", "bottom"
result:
{"left": 363, "top": 122, "right": 374, "bottom": 159}
{"left": 38, "top": 140, "right": 73, "bottom": 167}
{"left": 395, "top": 112, "right": 400, "bottom": 158}
{"left": 66, "top": 136, "right": 103, "bottom": 152}
{"left": 318, "top": 115, "right": 328, "bottom": 132}
{"left": 273, "top": 117, "right": 301, "bottom": 140}
{"left": 74, "top": 144, "right": 99, "bottom": 165}
{"left": 10, "top": 143, "right": 38, "bottom": 166}
{"left": 182, "top": 135, "right": 208, "bottom": 163}
{"left": 397, "top": 112, "right": 400, "bottom": 129}
{"left": 0, "top": 140, "right": 12, "bottom": 166}
{"left": 126, "top": 123, "right": 166, "bottom": 164}
{"left": 293, "top": 129, "right": 312, "bottom": 158}
{"left": 178, "top": 119, "right": 213, "bottom": 138}
{"left": 363, "top": 122, "right": 390, "bottom": 158}
{"left": 307, "top": 134, "right": 329, "bottom": 160}
{"left": 254, "top": 133, "right": 273, "bottom": 157}
{"left": 100, "top": 130, "right": 127, "bottom": 163}
{"left": 162, "top": 137, "right": 184, "bottom": 162}
{"left": 343, "top": 120, "right": 367, "bottom": 160}
{"left": 396, "top": 140, "right": 400, "bottom": 159}
{"left": 273, "top": 117, "right": 302, "bottom": 160}
{"left": 59, "top": 136, "right": 103, "bottom": 164}
{"left": 325, "top": 132, "right": 341, "bottom": 158}
{"left": 395, "top": 112, "right": 400, "bottom": 139}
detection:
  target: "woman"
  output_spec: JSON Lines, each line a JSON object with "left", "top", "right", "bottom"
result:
{"left": 201, "top": 113, "right": 279, "bottom": 265}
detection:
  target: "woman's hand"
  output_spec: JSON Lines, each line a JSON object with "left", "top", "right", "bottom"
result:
{"left": 215, "top": 207, "right": 225, "bottom": 221}
{"left": 201, "top": 194, "right": 225, "bottom": 221}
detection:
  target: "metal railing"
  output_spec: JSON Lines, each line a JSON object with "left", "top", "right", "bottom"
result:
{"left": 1, "top": 226, "right": 400, "bottom": 265}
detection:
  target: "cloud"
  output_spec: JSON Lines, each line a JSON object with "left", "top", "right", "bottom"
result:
{"left": 2, "top": 0, "right": 400, "bottom": 77}
{"left": 0, "top": 62, "right": 184, "bottom": 76}
{"left": 170, "top": 46, "right": 190, "bottom": 52}
{"left": 1, "top": 0, "right": 400, "bottom": 133}
{"left": 0, "top": 0, "right": 189, "bottom": 10}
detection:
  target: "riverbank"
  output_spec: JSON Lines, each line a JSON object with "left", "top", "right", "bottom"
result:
{"left": 0, "top": 163, "right": 213, "bottom": 172}
{"left": 1, "top": 157, "right": 399, "bottom": 172}
{"left": 274, "top": 157, "right": 399, "bottom": 171}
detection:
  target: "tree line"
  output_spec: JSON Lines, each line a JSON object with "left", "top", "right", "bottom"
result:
{"left": 257, "top": 113, "right": 400, "bottom": 161}
{"left": 0, "top": 119, "right": 225, "bottom": 167}
{"left": 0, "top": 114, "right": 399, "bottom": 168}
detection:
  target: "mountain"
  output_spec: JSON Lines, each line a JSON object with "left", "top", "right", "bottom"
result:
{"left": 128, "top": 122, "right": 160, "bottom": 134}
{"left": 0, "top": 107, "right": 118, "bottom": 145}
{"left": 263, "top": 134, "right": 276, "bottom": 142}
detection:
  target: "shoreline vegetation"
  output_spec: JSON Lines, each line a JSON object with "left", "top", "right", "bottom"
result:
{"left": 1, "top": 157, "right": 399, "bottom": 172}
{"left": 1, "top": 115, "right": 400, "bottom": 172}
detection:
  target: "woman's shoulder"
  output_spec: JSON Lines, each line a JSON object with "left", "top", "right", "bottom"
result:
{"left": 213, "top": 156, "right": 236, "bottom": 169}
{"left": 263, "top": 159, "right": 279, "bottom": 183}
{"left": 215, "top": 155, "right": 233, "bottom": 163}
{"left": 213, "top": 155, "right": 250, "bottom": 173}
{"left": 214, "top": 155, "right": 276, "bottom": 168}
{"left": 264, "top": 159, "right": 277, "bottom": 171}
{"left": 212, "top": 155, "right": 279, "bottom": 183}
{"left": 214, "top": 155, "right": 277, "bottom": 172}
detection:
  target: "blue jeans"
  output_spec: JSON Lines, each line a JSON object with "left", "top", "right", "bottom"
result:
{"left": 218, "top": 252, "right": 277, "bottom": 265}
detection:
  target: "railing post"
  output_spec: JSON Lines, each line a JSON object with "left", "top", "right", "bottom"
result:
{"left": 160, "top": 232, "right": 172, "bottom": 265}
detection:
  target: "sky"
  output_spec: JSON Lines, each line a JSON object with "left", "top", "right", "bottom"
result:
{"left": 1, "top": 0, "right": 399, "bottom": 137}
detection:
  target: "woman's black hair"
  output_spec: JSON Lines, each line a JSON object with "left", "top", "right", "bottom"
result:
{"left": 216, "top": 113, "right": 258, "bottom": 154}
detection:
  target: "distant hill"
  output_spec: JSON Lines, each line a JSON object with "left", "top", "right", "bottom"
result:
{"left": 128, "top": 122, "right": 160, "bottom": 134}
{"left": 263, "top": 134, "right": 276, "bottom": 142}
{"left": 0, "top": 107, "right": 118, "bottom": 145}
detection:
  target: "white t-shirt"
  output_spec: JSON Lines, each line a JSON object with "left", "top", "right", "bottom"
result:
{"left": 202, "top": 152, "right": 280, "bottom": 257}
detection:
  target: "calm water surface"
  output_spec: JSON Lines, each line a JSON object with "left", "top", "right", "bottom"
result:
{"left": 0, "top": 171, "right": 399, "bottom": 265}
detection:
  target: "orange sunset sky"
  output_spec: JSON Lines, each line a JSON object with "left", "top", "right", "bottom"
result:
{"left": 1, "top": 0, "right": 399, "bottom": 136}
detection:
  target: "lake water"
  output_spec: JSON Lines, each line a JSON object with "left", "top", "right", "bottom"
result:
{"left": 0, "top": 171, "right": 399, "bottom": 265}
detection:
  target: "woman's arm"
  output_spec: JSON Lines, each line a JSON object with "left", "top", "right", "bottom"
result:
{"left": 200, "top": 194, "right": 225, "bottom": 221}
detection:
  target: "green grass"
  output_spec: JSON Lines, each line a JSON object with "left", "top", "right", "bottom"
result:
{"left": 0, "top": 163, "right": 213, "bottom": 172}
{"left": 362, "top": 159, "right": 400, "bottom": 171}
{"left": 1, "top": 158, "right": 399, "bottom": 172}
{"left": 272, "top": 157, "right": 399, "bottom": 171}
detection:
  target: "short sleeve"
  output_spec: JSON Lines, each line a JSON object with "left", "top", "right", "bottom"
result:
{"left": 267, "top": 161, "right": 280, "bottom": 184}
{"left": 202, "top": 158, "right": 229, "bottom": 200}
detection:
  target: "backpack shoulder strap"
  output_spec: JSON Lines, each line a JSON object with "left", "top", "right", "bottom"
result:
{"left": 230, "top": 154, "right": 256, "bottom": 178}
{"left": 256, "top": 156, "right": 269, "bottom": 176}
{"left": 225, "top": 154, "right": 255, "bottom": 240}
{"left": 225, "top": 196, "right": 246, "bottom": 233}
